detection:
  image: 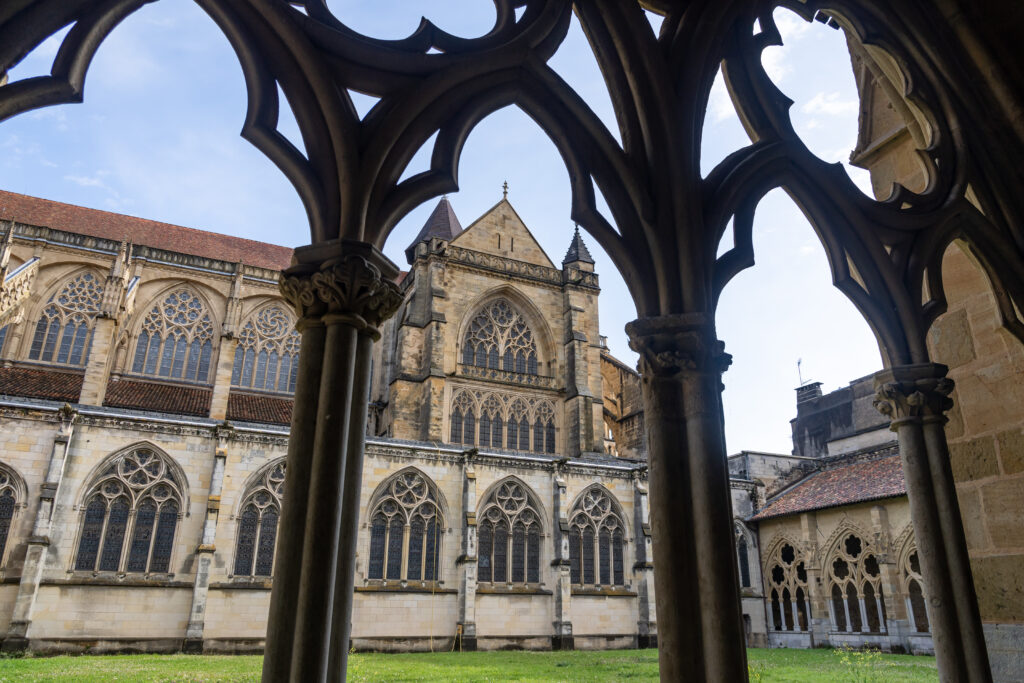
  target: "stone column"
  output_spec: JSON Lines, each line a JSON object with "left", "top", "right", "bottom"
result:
{"left": 455, "top": 452, "right": 478, "bottom": 650}
{"left": 551, "top": 469, "right": 573, "bottom": 650}
{"left": 2, "top": 404, "right": 76, "bottom": 652}
{"left": 625, "top": 314, "right": 747, "bottom": 683}
{"left": 633, "top": 472, "right": 657, "bottom": 648}
{"left": 874, "top": 364, "right": 992, "bottom": 682}
{"left": 800, "top": 513, "right": 827, "bottom": 645}
{"left": 262, "top": 240, "right": 401, "bottom": 683}
{"left": 209, "top": 337, "right": 238, "bottom": 420}
{"left": 183, "top": 424, "right": 230, "bottom": 653}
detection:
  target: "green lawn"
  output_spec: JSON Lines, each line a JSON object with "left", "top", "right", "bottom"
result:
{"left": 0, "top": 648, "right": 938, "bottom": 682}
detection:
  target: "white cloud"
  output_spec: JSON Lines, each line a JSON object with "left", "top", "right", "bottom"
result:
{"left": 708, "top": 72, "right": 738, "bottom": 124}
{"left": 774, "top": 10, "right": 813, "bottom": 43}
{"left": 762, "top": 48, "right": 789, "bottom": 84}
{"left": 64, "top": 174, "right": 107, "bottom": 188}
{"left": 801, "top": 91, "right": 858, "bottom": 117}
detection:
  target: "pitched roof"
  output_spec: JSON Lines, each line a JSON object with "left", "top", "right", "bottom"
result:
{"left": 0, "top": 366, "right": 83, "bottom": 402}
{"left": 751, "top": 454, "right": 905, "bottom": 521}
{"left": 103, "top": 379, "right": 212, "bottom": 417}
{"left": 563, "top": 227, "right": 595, "bottom": 265}
{"left": 226, "top": 391, "right": 293, "bottom": 425}
{"left": 405, "top": 197, "right": 463, "bottom": 263}
{"left": 0, "top": 190, "right": 293, "bottom": 271}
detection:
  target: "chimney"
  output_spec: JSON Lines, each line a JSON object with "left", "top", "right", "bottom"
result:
{"left": 796, "top": 382, "right": 823, "bottom": 405}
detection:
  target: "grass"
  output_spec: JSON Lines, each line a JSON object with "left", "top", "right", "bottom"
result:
{"left": 0, "top": 647, "right": 939, "bottom": 682}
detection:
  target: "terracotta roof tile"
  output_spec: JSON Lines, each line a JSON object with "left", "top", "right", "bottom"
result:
{"left": 227, "top": 391, "right": 293, "bottom": 425}
{"left": 405, "top": 197, "right": 463, "bottom": 263}
{"left": 0, "top": 190, "right": 293, "bottom": 271}
{"left": 751, "top": 455, "right": 905, "bottom": 521}
{"left": 0, "top": 366, "right": 82, "bottom": 402}
{"left": 103, "top": 379, "right": 212, "bottom": 417}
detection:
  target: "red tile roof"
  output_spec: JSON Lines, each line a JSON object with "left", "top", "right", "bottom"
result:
{"left": 752, "top": 455, "right": 905, "bottom": 520}
{"left": 103, "top": 379, "right": 212, "bottom": 417}
{"left": 0, "top": 366, "right": 83, "bottom": 402}
{"left": 226, "top": 391, "right": 293, "bottom": 425}
{"left": 0, "top": 190, "right": 293, "bottom": 271}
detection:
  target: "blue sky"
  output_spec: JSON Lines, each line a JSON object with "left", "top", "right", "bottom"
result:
{"left": 0, "top": 1, "right": 883, "bottom": 453}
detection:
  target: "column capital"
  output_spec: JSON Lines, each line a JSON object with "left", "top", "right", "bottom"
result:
{"left": 625, "top": 313, "right": 731, "bottom": 377}
{"left": 873, "top": 363, "right": 954, "bottom": 427}
{"left": 279, "top": 239, "right": 402, "bottom": 336}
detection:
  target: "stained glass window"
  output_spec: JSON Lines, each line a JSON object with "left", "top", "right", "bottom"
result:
{"left": 74, "top": 447, "right": 185, "bottom": 573}
{"left": 366, "top": 470, "right": 444, "bottom": 583}
{"left": 461, "top": 299, "right": 538, "bottom": 375}
{"left": 233, "top": 460, "right": 285, "bottom": 577}
{"left": 449, "top": 392, "right": 556, "bottom": 454}
{"left": 28, "top": 271, "right": 103, "bottom": 367}
{"left": 478, "top": 521, "right": 493, "bottom": 583}
{"left": 493, "top": 522, "right": 508, "bottom": 583}
{"left": 131, "top": 289, "right": 214, "bottom": 382}
{"left": 231, "top": 306, "right": 301, "bottom": 394}
{"left": 0, "top": 467, "right": 20, "bottom": 565}
{"left": 477, "top": 480, "right": 543, "bottom": 586}
{"left": 568, "top": 487, "right": 626, "bottom": 587}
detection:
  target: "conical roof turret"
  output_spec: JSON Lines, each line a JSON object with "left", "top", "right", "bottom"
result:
{"left": 562, "top": 226, "right": 595, "bottom": 265}
{"left": 404, "top": 197, "right": 463, "bottom": 263}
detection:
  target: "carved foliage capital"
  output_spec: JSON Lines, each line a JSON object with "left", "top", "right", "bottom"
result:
{"left": 873, "top": 364, "right": 954, "bottom": 425}
{"left": 625, "top": 314, "right": 731, "bottom": 378}
{"left": 279, "top": 244, "right": 402, "bottom": 334}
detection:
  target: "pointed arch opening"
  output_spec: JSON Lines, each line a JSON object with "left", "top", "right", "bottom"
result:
{"left": 364, "top": 468, "right": 446, "bottom": 584}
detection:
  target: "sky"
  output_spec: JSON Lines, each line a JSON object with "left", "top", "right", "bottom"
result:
{"left": 0, "top": 1, "right": 883, "bottom": 454}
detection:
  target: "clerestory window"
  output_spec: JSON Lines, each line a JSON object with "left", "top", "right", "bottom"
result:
{"left": 131, "top": 288, "right": 214, "bottom": 382}
{"left": 231, "top": 305, "right": 300, "bottom": 393}
{"left": 449, "top": 390, "right": 556, "bottom": 453}
{"left": 366, "top": 470, "right": 444, "bottom": 583}
{"left": 28, "top": 271, "right": 103, "bottom": 367}
{"left": 477, "top": 480, "right": 542, "bottom": 585}
{"left": 567, "top": 487, "right": 625, "bottom": 588}
{"left": 74, "top": 447, "right": 184, "bottom": 574}
{"left": 234, "top": 460, "right": 285, "bottom": 577}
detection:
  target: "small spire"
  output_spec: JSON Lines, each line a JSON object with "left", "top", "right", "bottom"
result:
{"left": 502, "top": 180, "right": 509, "bottom": 200}
{"left": 562, "top": 224, "right": 595, "bottom": 265}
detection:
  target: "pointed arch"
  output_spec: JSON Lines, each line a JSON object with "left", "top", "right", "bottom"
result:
{"left": 761, "top": 534, "right": 811, "bottom": 632}
{"left": 821, "top": 526, "right": 888, "bottom": 635}
{"left": 895, "top": 524, "right": 930, "bottom": 634}
{"left": 567, "top": 484, "right": 628, "bottom": 587}
{"left": 129, "top": 283, "right": 218, "bottom": 383}
{"left": 0, "top": 461, "right": 27, "bottom": 567}
{"left": 72, "top": 442, "right": 188, "bottom": 574}
{"left": 232, "top": 457, "right": 286, "bottom": 578}
{"left": 454, "top": 285, "right": 556, "bottom": 378}
{"left": 477, "top": 476, "right": 546, "bottom": 585}
{"left": 364, "top": 468, "right": 447, "bottom": 583}
{"left": 734, "top": 519, "right": 756, "bottom": 590}
{"left": 25, "top": 267, "right": 104, "bottom": 367}
{"left": 232, "top": 301, "right": 301, "bottom": 393}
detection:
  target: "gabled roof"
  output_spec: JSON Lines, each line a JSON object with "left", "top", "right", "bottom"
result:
{"left": 404, "top": 197, "right": 463, "bottom": 263}
{"left": 751, "top": 454, "right": 905, "bottom": 521}
{"left": 0, "top": 190, "right": 293, "bottom": 271}
{"left": 563, "top": 227, "right": 595, "bottom": 265}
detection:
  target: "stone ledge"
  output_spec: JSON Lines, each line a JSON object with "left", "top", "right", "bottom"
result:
{"left": 476, "top": 585, "right": 553, "bottom": 596}
{"left": 571, "top": 587, "right": 637, "bottom": 597}
{"left": 356, "top": 583, "right": 457, "bottom": 595}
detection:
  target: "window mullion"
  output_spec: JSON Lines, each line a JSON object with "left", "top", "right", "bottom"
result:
{"left": 120, "top": 503, "right": 138, "bottom": 573}
{"left": 93, "top": 503, "right": 112, "bottom": 572}
{"left": 401, "top": 522, "right": 410, "bottom": 580}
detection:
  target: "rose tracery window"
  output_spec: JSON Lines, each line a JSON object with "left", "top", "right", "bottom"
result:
{"left": 74, "top": 447, "right": 184, "bottom": 574}
{"left": 902, "top": 543, "right": 929, "bottom": 634}
{"left": 478, "top": 480, "right": 542, "bottom": 585}
{"left": 231, "top": 305, "right": 300, "bottom": 393}
{"left": 449, "top": 390, "right": 555, "bottom": 453}
{"left": 826, "top": 532, "right": 887, "bottom": 634}
{"left": 461, "top": 299, "right": 539, "bottom": 375}
{"left": 131, "top": 288, "right": 214, "bottom": 382}
{"left": 234, "top": 460, "right": 285, "bottom": 578}
{"left": 765, "top": 540, "right": 810, "bottom": 632}
{"left": 367, "top": 470, "right": 444, "bottom": 583}
{"left": 28, "top": 271, "right": 103, "bottom": 366}
{"left": 567, "top": 487, "right": 625, "bottom": 588}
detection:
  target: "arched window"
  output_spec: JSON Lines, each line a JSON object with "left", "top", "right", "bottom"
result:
{"left": 234, "top": 460, "right": 285, "bottom": 577}
{"left": 568, "top": 487, "right": 625, "bottom": 588}
{"left": 826, "top": 532, "right": 887, "bottom": 634}
{"left": 74, "top": 447, "right": 184, "bottom": 573}
{"left": 479, "top": 395, "right": 503, "bottom": 448}
{"left": 902, "top": 544, "right": 929, "bottom": 634}
{"left": 231, "top": 305, "right": 301, "bottom": 393}
{"left": 449, "top": 391, "right": 475, "bottom": 445}
{"left": 28, "top": 271, "right": 103, "bottom": 366}
{"left": 478, "top": 480, "right": 542, "bottom": 584}
{"left": 131, "top": 288, "right": 214, "bottom": 382}
{"left": 764, "top": 540, "right": 810, "bottom": 631}
{"left": 0, "top": 464, "right": 24, "bottom": 565}
{"left": 736, "top": 530, "right": 751, "bottom": 589}
{"left": 534, "top": 401, "right": 555, "bottom": 454}
{"left": 506, "top": 399, "right": 530, "bottom": 451}
{"left": 448, "top": 391, "right": 556, "bottom": 452}
{"left": 461, "top": 299, "right": 539, "bottom": 376}
{"left": 366, "top": 470, "right": 444, "bottom": 583}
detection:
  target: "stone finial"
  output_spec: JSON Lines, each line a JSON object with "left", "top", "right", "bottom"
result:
{"left": 502, "top": 180, "right": 508, "bottom": 199}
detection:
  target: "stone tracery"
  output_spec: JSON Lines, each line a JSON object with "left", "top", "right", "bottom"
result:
{"left": 461, "top": 298, "right": 539, "bottom": 376}
{"left": 232, "top": 305, "right": 301, "bottom": 393}
{"left": 366, "top": 470, "right": 443, "bottom": 583}
{"left": 234, "top": 460, "right": 286, "bottom": 578}
{"left": 764, "top": 539, "right": 810, "bottom": 632}
{"left": 131, "top": 288, "right": 214, "bottom": 383}
{"left": 28, "top": 271, "right": 103, "bottom": 367}
{"left": 568, "top": 486, "right": 625, "bottom": 587}
{"left": 449, "top": 389, "right": 555, "bottom": 453}
{"left": 825, "top": 531, "right": 887, "bottom": 634}
{"left": 477, "top": 479, "right": 542, "bottom": 585}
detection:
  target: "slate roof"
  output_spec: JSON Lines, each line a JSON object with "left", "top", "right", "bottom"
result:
{"left": 103, "top": 379, "right": 212, "bottom": 417}
{"left": 227, "top": 391, "right": 293, "bottom": 425}
{"left": 751, "top": 454, "right": 905, "bottom": 521}
{"left": 562, "top": 226, "right": 595, "bottom": 265}
{"left": 0, "top": 190, "right": 293, "bottom": 271}
{"left": 0, "top": 366, "right": 83, "bottom": 402}
{"left": 405, "top": 197, "right": 463, "bottom": 263}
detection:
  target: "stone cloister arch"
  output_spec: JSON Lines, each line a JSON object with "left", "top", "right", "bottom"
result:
{"left": 3, "top": 2, "right": 1023, "bottom": 681}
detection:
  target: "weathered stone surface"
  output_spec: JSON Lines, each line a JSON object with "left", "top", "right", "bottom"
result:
{"left": 971, "top": 556, "right": 1024, "bottom": 622}
{"left": 957, "top": 487, "right": 988, "bottom": 551}
{"left": 949, "top": 436, "right": 1000, "bottom": 482}
{"left": 997, "top": 429, "right": 1024, "bottom": 475}
{"left": 928, "top": 308, "right": 976, "bottom": 368}
{"left": 981, "top": 478, "right": 1024, "bottom": 548}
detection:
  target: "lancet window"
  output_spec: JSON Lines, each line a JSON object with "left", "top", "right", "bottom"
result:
{"left": 449, "top": 390, "right": 556, "bottom": 453}
{"left": 736, "top": 525, "right": 752, "bottom": 589}
{"left": 231, "top": 305, "right": 301, "bottom": 393}
{"left": 567, "top": 487, "right": 625, "bottom": 587}
{"left": 477, "top": 480, "right": 542, "bottom": 585}
{"left": 366, "top": 470, "right": 443, "bottom": 583}
{"left": 74, "top": 447, "right": 184, "bottom": 574}
{"left": 234, "top": 460, "right": 285, "bottom": 578}
{"left": 0, "top": 464, "right": 22, "bottom": 565}
{"left": 765, "top": 540, "right": 810, "bottom": 631}
{"left": 131, "top": 288, "right": 214, "bottom": 382}
{"left": 826, "top": 532, "right": 887, "bottom": 634}
{"left": 461, "top": 299, "right": 539, "bottom": 375}
{"left": 28, "top": 271, "right": 103, "bottom": 367}
{"left": 902, "top": 544, "right": 929, "bottom": 634}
